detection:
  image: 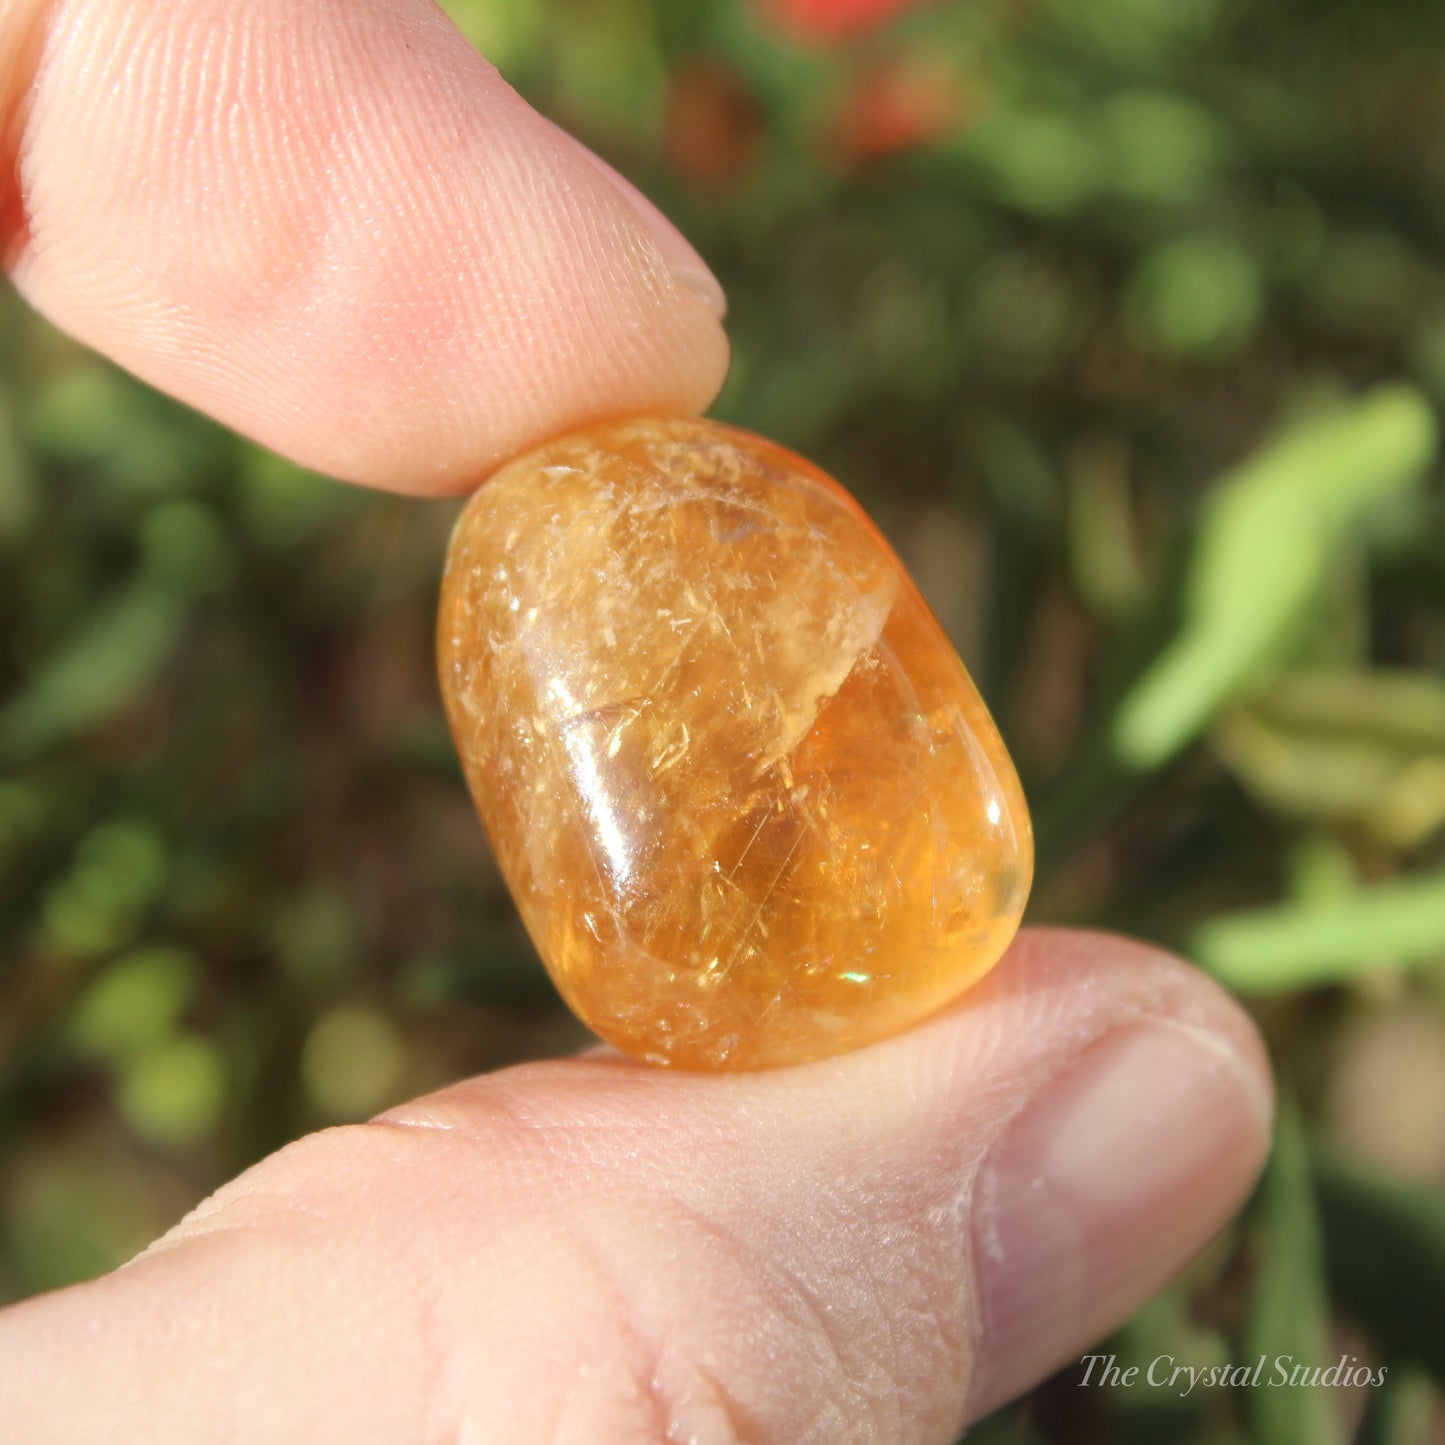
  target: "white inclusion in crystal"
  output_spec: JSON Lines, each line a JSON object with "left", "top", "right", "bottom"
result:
{"left": 548, "top": 677, "right": 633, "bottom": 885}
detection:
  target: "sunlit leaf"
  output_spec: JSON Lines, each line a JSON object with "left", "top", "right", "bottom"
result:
{"left": 1215, "top": 671, "right": 1445, "bottom": 849}
{"left": 70, "top": 947, "right": 197, "bottom": 1064}
{"left": 301, "top": 1005, "right": 406, "bottom": 1121}
{"left": 442, "top": 0, "right": 542, "bottom": 67}
{"left": 1114, "top": 386, "right": 1436, "bottom": 769}
{"left": 1194, "top": 868, "right": 1445, "bottom": 991}
{"left": 115, "top": 1034, "right": 226, "bottom": 1151}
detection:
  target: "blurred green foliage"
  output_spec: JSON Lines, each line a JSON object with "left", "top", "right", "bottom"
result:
{"left": 4, "top": 0, "right": 1445, "bottom": 1439}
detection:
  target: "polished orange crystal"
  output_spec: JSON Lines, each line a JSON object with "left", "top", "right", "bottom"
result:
{"left": 438, "top": 416, "right": 1032, "bottom": 1069}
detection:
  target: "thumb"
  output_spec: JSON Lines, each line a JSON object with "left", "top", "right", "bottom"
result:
{"left": 0, "top": 930, "right": 1272, "bottom": 1443}
{"left": 2, "top": 0, "right": 728, "bottom": 493}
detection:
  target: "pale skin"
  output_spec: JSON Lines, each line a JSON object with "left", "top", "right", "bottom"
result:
{"left": 0, "top": 2, "right": 1276, "bottom": 1441}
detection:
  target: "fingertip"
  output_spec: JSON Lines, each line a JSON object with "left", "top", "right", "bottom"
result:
{"left": 6, "top": 0, "right": 731, "bottom": 494}
{"left": 954, "top": 927, "right": 1275, "bottom": 1128}
{"left": 561, "top": 129, "right": 728, "bottom": 321}
{"left": 965, "top": 1017, "right": 1271, "bottom": 1418}
{"left": 923, "top": 929, "right": 1274, "bottom": 1422}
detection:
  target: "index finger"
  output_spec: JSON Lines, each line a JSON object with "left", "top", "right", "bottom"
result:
{"left": 2, "top": 0, "right": 729, "bottom": 493}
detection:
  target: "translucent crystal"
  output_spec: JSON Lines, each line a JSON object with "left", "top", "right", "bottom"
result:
{"left": 439, "top": 417, "right": 1032, "bottom": 1069}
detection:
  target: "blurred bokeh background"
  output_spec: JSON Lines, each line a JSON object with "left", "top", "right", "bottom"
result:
{"left": 4, "top": 0, "right": 1445, "bottom": 1440}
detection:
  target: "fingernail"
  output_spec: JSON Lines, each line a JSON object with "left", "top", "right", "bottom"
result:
{"left": 565, "top": 135, "right": 728, "bottom": 319}
{"left": 968, "top": 1020, "right": 1272, "bottom": 1416}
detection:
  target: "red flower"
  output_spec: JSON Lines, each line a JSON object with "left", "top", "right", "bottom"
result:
{"left": 762, "top": 0, "right": 931, "bottom": 45}
{"left": 836, "top": 55, "right": 970, "bottom": 161}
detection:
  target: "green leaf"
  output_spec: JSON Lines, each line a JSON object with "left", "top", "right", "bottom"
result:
{"left": 963, "top": 106, "right": 1106, "bottom": 217}
{"left": 1245, "top": 1098, "right": 1341, "bottom": 1445}
{"left": 0, "top": 389, "right": 36, "bottom": 543}
{"left": 115, "top": 1034, "right": 226, "bottom": 1151}
{"left": 0, "top": 580, "right": 185, "bottom": 760}
{"left": 1193, "top": 867, "right": 1445, "bottom": 991}
{"left": 1101, "top": 1278, "right": 1227, "bottom": 1445}
{"left": 1067, "top": 436, "right": 1148, "bottom": 619}
{"left": 24, "top": 364, "right": 208, "bottom": 496}
{"left": 440, "top": 0, "right": 541, "bottom": 69}
{"left": 301, "top": 1005, "right": 405, "bottom": 1121}
{"left": 1355, "top": 1369, "right": 1439, "bottom": 1445}
{"left": 1042, "top": 0, "right": 1220, "bottom": 63}
{"left": 237, "top": 446, "right": 348, "bottom": 549}
{"left": 1255, "top": 671, "right": 1445, "bottom": 747}
{"left": 1315, "top": 1153, "right": 1445, "bottom": 1385}
{"left": 544, "top": 0, "right": 665, "bottom": 145}
{"left": 1126, "top": 236, "right": 1262, "bottom": 359}
{"left": 70, "top": 946, "right": 197, "bottom": 1064}
{"left": 1097, "top": 90, "right": 1231, "bottom": 205}
{"left": 956, "top": 1409, "right": 1049, "bottom": 1445}
{"left": 1214, "top": 670, "right": 1445, "bottom": 849}
{"left": 1114, "top": 386, "right": 1437, "bottom": 769}
{"left": 139, "top": 501, "right": 236, "bottom": 598}
{"left": 2, "top": 1146, "right": 171, "bottom": 1298}
{"left": 39, "top": 820, "right": 171, "bottom": 959}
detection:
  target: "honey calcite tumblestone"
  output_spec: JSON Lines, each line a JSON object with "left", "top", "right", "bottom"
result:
{"left": 438, "top": 416, "right": 1032, "bottom": 1069}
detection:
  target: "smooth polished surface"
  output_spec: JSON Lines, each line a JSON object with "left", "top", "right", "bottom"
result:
{"left": 439, "top": 416, "right": 1032, "bottom": 1068}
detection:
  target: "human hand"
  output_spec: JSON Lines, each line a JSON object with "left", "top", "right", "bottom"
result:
{"left": 0, "top": 3, "right": 1273, "bottom": 1441}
